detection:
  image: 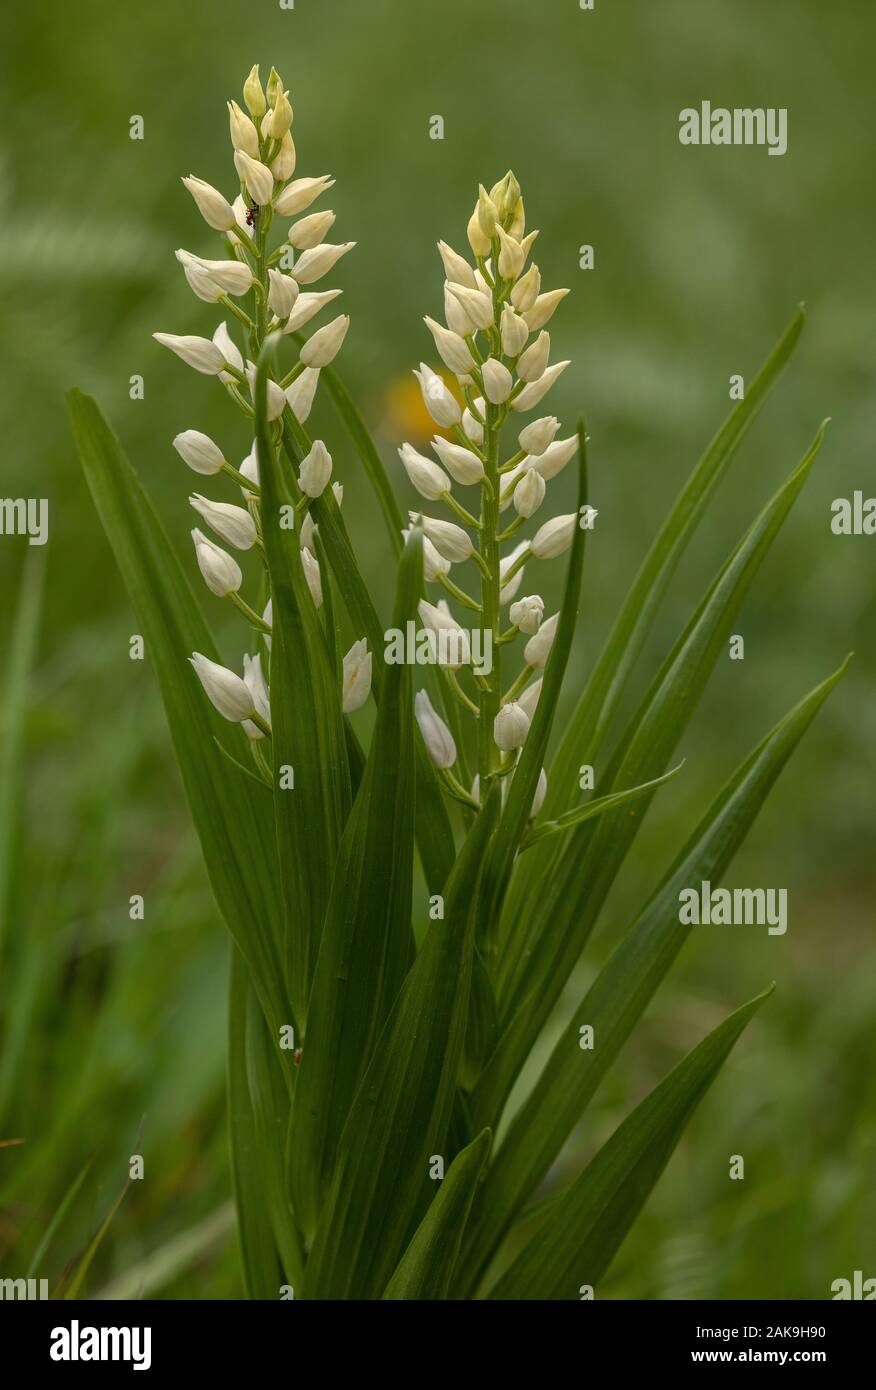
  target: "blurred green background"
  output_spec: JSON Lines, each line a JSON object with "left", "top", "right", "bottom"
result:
{"left": 1, "top": 0, "right": 873, "bottom": 1298}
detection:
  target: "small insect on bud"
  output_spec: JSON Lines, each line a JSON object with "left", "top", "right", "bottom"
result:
{"left": 173, "top": 430, "right": 225, "bottom": 475}
{"left": 513, "top": 469, "right": 546, "bottom": 518}
{"left": 431, "top": 437, "right": 484, "bottom": 486}
{"left": 190, "top": 652, "right": 255, "bottom": 723}
{"left": 234, "top": 150, "right": 274, "bottom": 206}
{"left": 191, "top": 528, "right": 243, "bottom": 596}
{"left": 227, "top": 100, "right": 260, "bottom": 158}
{"left": 298, "top": 439, "right": 333, "bottom": 498}
{"left": 153, "top": 332, "right": 226, "bottom": 375}
{"left": 287, "top": 209, "right": 337, "bottom": 250}
{"left": 291, "top": 241, "right": 356, "bottom": 285}
{"left": 496, "top": 225, "right": 525, "bottom": 281}
{"left": 342, "top": 638, "right": 372, "bottom": 713}
{"left": 410, "top": 512, "right": 473, "bottom": 563}
{"left": 415, "top": 690, "right": 457, "bottom": 769}
{"left": 437, "top": 240, "right": 478, "bottom": 289}
{"left": 270, "top": 131, "right": 297, "bottom": 182}
{"left": 446, "top": 282, "right": 494, "bottom": 331}
{"left": 267, "top": 268, "right": 300, "bottom": 320}
{"left": 493, "top": 700, "right": 531, "bottom": 751}
{"left": 524, "top": 611, "right": 559, "bottom": 668}
{"left": 301, "top": 546, "right": 323, "bottom": 608}
{"left": 509, "top": 594, "right": 544, "bottom": 634}
{"left": 182, "top": 176, "right": 236, "bottom": 232}
{"left": 500, "top": 304, "right": 529, "bottom": 358}
{"left": 398, "top": 443, "right": 451, "bottom": 501}
{"left": 518, "top": 416, "right": 560, "bottom": 456}
{"left": 243, "top": 64, "right": 267, "bottom": 119}
{"left": 299, "top": 314, "right": 350, "bottom": 368}
{"left": 510, "top": 263, "right": 541, "bottom": 313}
{"left": 423, "top": 317, "right": 474, "bottom": 376}
{"left": 511, "top": 361, "right": 570, "bottom": 412}
{"left": 516, "top": 331, "right": 551, "bottom": 384}
{"left": 530, "top": 513, "right": 577, "bottom": 560}
{"left": 273, "top": 175, "right": 336, "bottom": 217}
{"left": 285, "top": 367, "right": 321, "bottom": 422}
{"left": 282, "top": 289, "right": 343, "bottom": 333}
{"left": 189, "top": 494, "right": 258, "bottom": 550}
{"left": 482, "top": 357, "right": 514, "bottom": 405}
{"left": 533, "top": 434, "right": 578, "bottom": 480}
{"left": 413, "top": 363, "right": 461, "bottom": 428}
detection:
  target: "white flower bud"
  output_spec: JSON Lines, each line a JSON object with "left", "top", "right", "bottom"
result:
{"left": 444, "top": 281, "right": 476, "bottom": 337}
{"left": 510, "top": 263, "right": 541, "bottom": 312}
{"left": 413, "top": 363, "right": 461, "bottom": 428}
{"left": 437, "top": 240, "right": 478, "bottom": 288}
{"left": 482, "top": 357, "right": 513, "bottom": 405}
{"left": 447, "top": 282, "right": 494, "bottom": 331}
{"left": 462, "top": 404, "right": 484, "bottom": 445}
{"left": 415, "top": 690, "right": 457, "bottom": 769}
{"left": 524, "top": 288, "right": 570, "bottom": 332}
{"left": 268, "top": 89, "right": 294, "bottom": 140}
{"left": 190, "top": 652, "right": 254, "bottom": 722}
{"left": 509, "top": 594, "right": 544, "bottom": 634}
{"left": 292, "top": 241, "right": 355, "bottom": 285}
{"left": 301, "top": 545, "right": 323, "bottom": 607}
{"left": 242, "top": 652, "right": 271, "bottom": 739}
{"left": 467, "top": 204, "right": 492, "bottom": 258}
{"left": 494, "top": 700, "right": 531, "bottom": 751}
{"left": 516, "top": 331, "right": 550, "bottom": 384}
{"left": 499, "top": 462, "right": 526, "bottom": 513}
{"left": 182, "top": 176, "right": 236, "bottom": 232}
{"left": 518, "top": 416, "right": 559, "bottom": 456}
{"left": 298, "top": 439, "right": 332, "bottom": 498}
{"left": 281, "top": 289, "right": 342, "bottom": 333}
{"left": 524, "top": 612, "right": 558, "bottom": 669}
{"left": 191, "top": 527, "right": 242, "bottom": 596}
{"left": 243, "top": 65, "right": 267, "bottom": 119}
{"left": 511, "top": 360, "right": 570, "bottom": 412}
{"left": 285, "top": 367, "right": 320, "bottom": 422}
{"left": 270, "top": 131, "right": 297, "bottom": 182}
{"left": 227, "top": 100, "right": 260, "bottom": 157}
{"left": 173, "top": 430, "right": 225, "bottom": 475}
{"left": 531, "top": 513, "right": 576, "bottom": 560}
{"left": 533, "top": 434, "right": 578, "bottom": 480}
{"left": 213, "top": 321, "right": 243, "bottom": 381}
{"left": 423, "top": 317, "right": 474, "bottom": 375}
{"left": 153, "top": 332, "right": 226, "bottom": 375}
{"left": 342, "top": 639, "right": 372, "bottom": 713}
{"left": 496, "top": 225, "right": 525, "bottom": 280}
{"left": 233, "top": 149, "right": 274, "bottom": 206}
{"left": 399, "top": 443, "right": 451, "bottom": 500}
{"left": 244, "top": 363, "right": 286, "bottom": 420}
{"left": 239, "top": 444, "right": 259, "bottom": 497}
{"left": 499, "top": 541, "right": 528, "bottom": 602}
{"left": 288, "top": 209, "right": 336, "bottom": 250}
{"left": 176, "top": 251, "right": 223, "bottom": 303}
{"left": 530, "top": 767, "right": 548, "bottom": 818}
{"left": 177, "top": 250, "right": 254, "bottom": 298}
{"left": 273, "top": 175, "right": 335, "bottom": 217}
{"left": 410, "top": 511, "right": 473, "bottom": 562}
{"left": 267, "top": 268, "right": 300, "bottom": 319}
{"left": 500, "top": 305, "right": 529, "bottom": 357}
{"left": 299, "top": 313, "right": 350, "bottom": 367}
{"left": 431, "top": 437, "right": 484, "bottom": 485}
{"left": 418, "top": 600, "right": 470, "bottom": 668}
{"left": 477, "top": 184, "right": 499, "bottom": 238}
{"left": 299, "top": 512, "right": 315, "bottom": 551}
{"left": 409, "top": 524, "right": 452, "bottom": 581}
{"left": 513, "top": 470, "right": 545, "bottom": 519}
{"left": 190, "top": 493, "right": 258, "bottom": 550}
{"left": 518, "top": 676, "right": 543, "bottom": 719}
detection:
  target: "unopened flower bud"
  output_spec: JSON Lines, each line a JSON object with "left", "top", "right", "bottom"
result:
{"left": 299, "top": 313, "right": 350, "bottom": 368}
{"left": 190, "top": 493, "right": 258, "bottom": 550}
{"left": 190, "top": 652, "right": 254, "bottom": 722}
{"left": 191, "top": 528, "right": 242, "bottom": 596}
{"left": 423, "top": 316, "right": 474, "bottom": 375}
{"left": 399, "top": 443, "right": 451, "bottom": 500}
{"left": 214, "top": 321, "right": 244, "bottom": 380}
{"left": 298, "top": 439, "right": 332, "bottom": 497}
{"left": 288, "top": 209, "right": 336, "bottom": 250}
{"left": 431, "top": 437, "right": 484, "bottom": 485}
{"left": 518, "top": 416, "right": 559, "bottom": 455}
{"left": 415, "top": 690, "right": 456, "bottom": 768}
{"left": 509, "top": 594, "right": 544, "bottom": 634}
{"left": 482, "top": 357, "right": 513, "bottom": 404}
{"left": 477, "top": 184, "right": 499, "bottom": 238}
{"left": 268, "top": 88, "right": 293, "bottom": 139}
{"left": 285, "top": 367, "right": 320, "bottom": 422}
{"left": 524, "top": 612, "right": 559, "bottom": 668}
{"left": 410, "top": 511, "right": 473, "bottom": 563}
{"left": 403, "top": 525, "right": 450, "bottom": 580}
{"left": 513, "top": 469, "right": 546, "bottom": 518}
{"left": 418, "top": 599, "right": 471, "bottom": 668}
{"left": 234, "top": 150, "right": 274, "bottom": 206}
{"left": 243, "top": 64, "right": 267, "bottom": 119}
{"left": 533, "top": 434, "right": 578, "bottom": 480}
{"left": 173, "top": 430, "right": 225, "bottom": 475}
{"left": 182, "top": 176, "right": 236, "bottom": 232}
{"left": 291, "top": 241, "right": 355, "bottom": 285}
{"left": 268, "top": 268, "right": 300, "bottom": 319}
{"left": 510, "top": 263, "right": 541, "bottom": 312}
{"left": 244, "top": 362, "right": 286, "bottom": 420}
{"left": 516, "top": 330, "right": 550, "bottom": 384}
{"left": 499, "top": 541, "right": 528, "bottom": 602}
{"left": 524, "top": 288, "right": 570, "bottom": 332}
{"left": 530, "top": 767, "right": 548, "bottom": 818}
{"left": 444, "top": 281, "right": 476, "bottom": 337}
{"left": 531, "top": 513, "right": 576, "bottom": 560}
{"left": 227, "top": 100, "right": 259, "bottom": 158}
{"left": 301, "top": 546, "right": 322, "bottom": 607}
{"left": 266, "top": 66, "right": 283, "bottom": 109}
{"left": 341, "top": 639, "right": 372, "bottom": 713}
{"left": 467, "top": 203, "right": 492, "bottom": 258}
{"left": 447, "top": 282, "right": 494, "bottom": 330}
{"left": 273, "top": 175, "right": 335, "bottom": 217}
{"left": 239, "top": 444, "right": 259, "bottom": 497}
{"left": 511, "top": 360, "right": 570, "bottom": 412}
{"left": 282, "top": 289, "right": 343, "bottom": 333}
{"left": 153, "top": 332, "right": 226, "bottom": 375}
{"left": 242, "top": 652, "right": 271, "bottom": 739}
{"left": 413, "top": 363, "right": 461, "bottom": 428}
{"left": 500, "top": 305, "right": 529, "bottom": 357}
{"left": 494, "top": 700, "right": 530, "bottom": 751}
{"left": 270, "top": 131, "right": 297, "bottom": 182}
{"left": 518, "top": 677, "right": 543, "bottom": 719}
{"left": 437, "top": 240, "right": 477, "bottom": 289}
{"left": 462, "top": 404, "right": 484, "bottom": 445}
{"left": 496, "top": 225, "right": 525, "bottom": 280}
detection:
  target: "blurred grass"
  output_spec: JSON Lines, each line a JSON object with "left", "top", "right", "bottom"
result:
{"left": 0, "top": 0, "right": 873, "bottom": 1297}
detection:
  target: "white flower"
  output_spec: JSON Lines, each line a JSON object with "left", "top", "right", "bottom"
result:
{"left": 173, "top": 430, "right": 225, "bottom": 475}
{"left": 531, "top": 512, "right": 576, "bottom": 559}
{"left": 213, "top": 321, "right": 243, "bottom": 381}
{"left": 499, "top": 461, "right": 527, "bottom": 513}
{"left": 268, "top": 268, "right": 300, "bottom": 319}
{"left": 518, "top": 676, "right": 543, "bottom": 719}
{"left": 524, "top": 288, "right": 570, "bottom": 331}
{"left": 301, "top": 546, "right": 323, "bottom": 607}
{"left": 496, "top": 225, "right": 525, "bottom": 280}
{"left": 333, "top": 482, "right": 344, "bottom": 506}
{"left": 482, "top": 357, "right": 513, "bottom": 404}
{"left": 182, "top": 176, "right": 236, "bottom": 232}
{"left": 273, "top": 175, "right": 335, "bottom": 217}
{"left": 519, "top": 416, "right": 559, "bottom": 456}
{"left": 494, "top": 701, "right": 530, "bottom": 751}
{"left": 243, "top": 65, "right": 267, "bottom": 120}
{"left": 513, "top": 469, "right": 546, "bottom": 518}
{"left": 244, "top": 363, "right": 286, "bottom": 420}
{"left": 227, "top": 100, "right": 260, "bottom": 157}
{"left": 446, "top": 282, "right": 494, "bottom": 330}
{"left": 524, "top": 611, "right": 559, "bottom": 668}
{"left": 342, "top": 639, "right": 372, "bottom": 713}
{"left": 533, "top": 434, "right": 577, "bottom": 480}
{"left": 467, "top": 203, "right": 492, "bottom": 257}
{"left": 437, "top": 240, "right": 478, "bottom": 288}
{"left": 153, "top": 332, "right": 225, "bottom": 375}
{"left": 177, "top": 250, "right": 254, "bottom": 298}
{"left": 285, "top": 367, "right": 320, "bottom": 422}
{"left": 267, "top": 88, "right": 293, "bottom": 139}
{"left": 516, "top": 331, "right": 550, "bottom": 383}
{"left": 242, "top": 652, "right": 271, "bottom": 738}
{"left": 288, "top": 209, "right": 336, "bottom": 250}
{"left": 282, "top": 289, "right": 343, "bottom": 333}
{"left": 399, "top": 443, "right": 450, "bottom": 500}
{"left": 530, "top": 767, "right": 548, "bottom": 817}
{"left": 423, "top": 316, "right": 474, "bottom": 375}
{"left": 411, "top": 512, "right": 473, "bottom": 562}
{"left": 414, "top": 690, "right": 456, "bottom": 769}
{"left": 511, "top": 360, "right": 570, "bottom": 412}
{"left": 462, "top": 404, "right": 484, "bottom": 444}
{"left": 239, "top": 444, "right": 259, "bottom": 497}
{"left": 298, "top": 439, "right": 332, "bottom": 497}
{"left": 190, "top": 652, "right": 255, "bottom": 722}
{"left": 413, "top": 363, "right": 461, "bottom": 428}
{"left": 417, "top": 599, "right": 470, "bottom": 668}
{"left": 190, "top": 494, "right": 258, "bottom": 550}
{"left": 191, "top": 528, "right": 242, "bottom": 596}
{"left": 431, "top": 437, "right": 484, "bottom": 485}
{"left": 500, "top": 305, "right": 529, "bottom": 357}
{"left": 234, "top": 149, "right": 274, "bottom": 206}
{"left": 300, "top": 313, "right": 350, "bottom": 367}
{"left": 510, "top": 594, "right": 544, "bottom": 634}
{"left": 176, "top": 251, "right": 223, "bottom": 303}
{"left": 404, "top": 524, "right": 451, "bottom": 581}
{"left": 444, "top": 281, "right": 476, "bottom": 337}
{"left": 291, "top": 242, "right": 355, "bottom": 285}
{"left": 499, "top": 541, "right": 528, "bottom": 602}
{"left": 271, "top": 131, "right": 297, "bottom": 182}
{"left": 510, "top": 263, "right": 541, "bottom": 312}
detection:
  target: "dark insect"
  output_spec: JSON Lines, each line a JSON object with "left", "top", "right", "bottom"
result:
{"left": 245, "top": 201, "right": 259, "bottom": 227}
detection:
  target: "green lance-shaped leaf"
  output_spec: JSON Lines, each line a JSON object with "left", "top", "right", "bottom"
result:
{"left": 505, "top": 310, "right": 805, "bottom": 952}
{"left": 290, "top": 528, "right": 422, "bottom": 1241}
{"left": 477, "top": 422, "right": 826, "bottom": 1128}
{"left": 255, "top": 350, "right": 352, "bottom": 1029}
{"left": 488, "top": 985, "right": 773, "bottom": 1300}
{"left": 304, "top": 786, "right": 501, "bottom": 1300}
{"left": 68, "top": 391, "right": 287, "bottom": 1039}
{"left": 383, "top": 1128, "right": 492, "bottom": 1300}
{"left": 456, "top": 658, "right": 849, "bottom": 1294}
